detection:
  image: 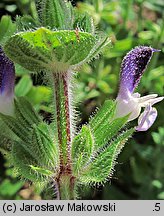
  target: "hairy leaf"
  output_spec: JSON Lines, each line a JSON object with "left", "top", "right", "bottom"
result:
{"left": 0, "top": 134, "right": 12, "bottom": 155}
{"left": 12, "top": 122, "right": 59, "bottom": 182}
{"left": 4, "top": 28, "right": 98, "bottom": 72}
{"left": 89, "top": 100, "right": 129, "bottom": 150}
{"left": 4, "top": 27, "right": 110, "bottom": 73}
{"left": 80, "top": 128, "right": 134, "bottom": 183}
{"left": 0, "top": 113, "right": 31, "bottom": 144}
{"left": 72, "top": 125, "right": 94, "bottom": 176}
{"left": 90, "top": 100, "right": 116, "bottom": 130}
{"left": 0, "top": 120, "right": 18, "bottom": 141}
{"left": 31, "top": 123, "right": 59, "bottom": 168}
{"left": 74, "top": 13, "right": 95, "bottom": 34}
{"left": 36, "top": 0, "right": 74, "bottom": 29}
{"left": 16, "top": 15, "right": 39, "bottom": 32}
{"left": 82, "top": 33, "right": 111, "bottom": 64}
{"left": 14, "top": 97, "right": 41, "bottom": 126}
{"left": 12, "top": 142, "right": 51, "bottom": 182}
{"left": 30, "top": 165, "right": 53, "bottom": 176}
{"left": 0, "top": 97, "right": 41, "bottom": 143}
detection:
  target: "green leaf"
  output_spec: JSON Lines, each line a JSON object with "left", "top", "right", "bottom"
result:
{"left": 0, "top": 120, "right": 17, "bottom": 141}
{"left": 4, "top": 28, "right": 106, "bottom": 72}
{"left": 15, "top": 97, "right": 41, "bottom": 126}
{"left": 89, "top": 100, "right": 129, "bottom": 149}
{"left": 31, "top": 123, "right": 58, "bottom": 168}
{"left": 74, "top": 13, "right": 95, "bottom": 34}
{"left": 0, "top": 120, "right": 17, "bottom": 154}
{"left": 16, "top": 15, "right": 39, "bottom": 32}
{"left": 15, "top": 64, "right": 31, "bottom": 76}
{"left": 0, "top": 134, "right": 12, "bottom": 155}
{"left": 0, "top": 97, "right": 40, "bottom": 144}
{"left": 12, "top": 122, "right": 59, "bottom": 182}
{"left": 0, "top": 16, "right": 16, "bottom": 44}
{"left": 15, "top": 75, "right": 33, "bottom": 97}
{"left": 0, "top": 113, "right": 31, "bottom": 144}
{"left": 90, "top": 100, "right": 116, "bottom": 130}
{"left": 82, "top": 32, "right": 111, "bottom": 64}
{"left": 80, "top": 128, "right": 134, "bottom": 183}
{"left": 36, "top": 0, "right": 74, "bottom": 29}
{"left": 30, "top": 165, "right": 53, "bottom": 176}
{"left": 12, "top": 141, "right": 49, "bottom": 182}
{"left": 93, "top": 116, "right": 129, "bottom": 149}
{"left": 72, "top": 125, "right": 94, "bottom": 176}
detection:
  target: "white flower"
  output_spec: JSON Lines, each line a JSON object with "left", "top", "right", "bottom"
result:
{"left": 116, "top": 92, "right": 163, "bottom": 131}
{"left": 115, "top": 46, "right": 163, "bottom": 131}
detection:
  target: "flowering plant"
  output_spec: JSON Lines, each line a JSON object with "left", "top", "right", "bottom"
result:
{"left": 0, "top": 0, "right": 163, "bottom": 200}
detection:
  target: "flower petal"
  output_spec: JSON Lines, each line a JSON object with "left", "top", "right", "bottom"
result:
{"left": 116, "top": 94, "right": 141, "bottom": 121}
{"left": 118, "top": 46, "right": 156, "bottom": 98}
{"left": 0, "top": 95, "right": 14, "bottom": 115}
{"left": 139, "top": 95, "right": 164, "bottom": 107}
{"left": 136, "top": 105, "right": 157, "bottom": 131}
{"left": 0, "top": 46, "right": 15, "bottom": 115}
{"left": 0, "top": 46, "right": 15, "bottom": 96}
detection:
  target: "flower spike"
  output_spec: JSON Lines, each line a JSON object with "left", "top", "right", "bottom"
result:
{"left": 115, "top": 46, "right": 163, "bottom": 131}
{"left": 0, "top": 46, "right": 15, "bottom": 115}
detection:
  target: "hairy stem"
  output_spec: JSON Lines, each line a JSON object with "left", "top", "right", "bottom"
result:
{"left": 53, "top": 72, "right": 71, "bottom": 165}
{"left": 52, "top": 71, "right": 75, "bottom": 199}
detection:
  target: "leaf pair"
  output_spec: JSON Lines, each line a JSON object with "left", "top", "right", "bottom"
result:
{"left": 72, "top": 100, "right": 134, "bottom": 183}
{"left": 0, "top": 97, "right": 59, "bottom": 182}
{"left": 4, "top": 27, "right": 110, "bottom": 74}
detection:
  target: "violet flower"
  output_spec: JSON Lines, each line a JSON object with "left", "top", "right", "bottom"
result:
{"left": 0, "top": 46, "right": 15, "bottom": 115}
{"left": 115, "top": 46, "right": 163, "bottom": 131}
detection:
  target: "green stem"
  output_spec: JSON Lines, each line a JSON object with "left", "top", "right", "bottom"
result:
{"left": 52, "top": 71, "right": 75, "bottom": 200}
{"left": 58, "top": 175, "right": 76, "bottom": 200}
{"left": 53, "top": 72, "right": 71, "bottom": 165}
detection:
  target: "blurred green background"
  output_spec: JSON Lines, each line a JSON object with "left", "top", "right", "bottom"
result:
{"left": 0, "top": 0, "right": 164, "bottom": 200}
